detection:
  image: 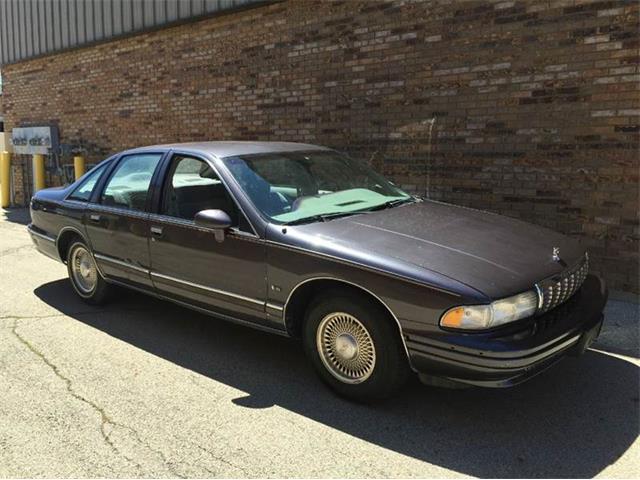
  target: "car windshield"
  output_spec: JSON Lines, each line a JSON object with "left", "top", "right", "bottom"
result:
{"left": 221, "top": 150, "right": 413, "bottom": 224}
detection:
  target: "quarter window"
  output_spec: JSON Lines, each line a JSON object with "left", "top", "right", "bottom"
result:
{"left": 100, "top": 154, "right": 162, "bottom": 211}
{"left": 68, "top": 162, "right": 109, "bottom": 202}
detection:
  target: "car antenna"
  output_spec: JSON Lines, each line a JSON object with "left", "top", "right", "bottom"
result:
{"left": 423, "top": 116, "right": 437, "bottom": 200}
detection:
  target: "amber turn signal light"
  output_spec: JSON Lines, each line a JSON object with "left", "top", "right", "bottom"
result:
{"left": 440, "top": 307, "right": 465, "bottom": 328}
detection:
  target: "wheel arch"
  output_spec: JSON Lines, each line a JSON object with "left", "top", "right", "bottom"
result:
{"left": 283, "top": 277, "right": 414, "bottom": 369}
{"left": 56, "top": 226, "right": 90, "bottom": 264}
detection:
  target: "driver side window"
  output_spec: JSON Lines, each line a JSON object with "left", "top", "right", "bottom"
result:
{"left": 161, "top": 155, "right": 251, "bottom": 232}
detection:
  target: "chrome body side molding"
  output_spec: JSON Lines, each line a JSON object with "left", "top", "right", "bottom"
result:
{"left": 94, "top": 253, "right": 150, "bottom": 275}
{"left": 104, "top": 276, "right": 289, "bottom": 337}
{"left": 266, "top": 302, "right": 284, "bottom": 312}
{"left": 27, "top": 225, "right": 56, "bottom": 243}
{"left": 150, "top": 271, "right": 265, "bottom": 307}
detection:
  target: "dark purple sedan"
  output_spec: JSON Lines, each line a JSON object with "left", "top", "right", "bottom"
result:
{"left": 28, "top": 142, "right": 607, "bottom": 400}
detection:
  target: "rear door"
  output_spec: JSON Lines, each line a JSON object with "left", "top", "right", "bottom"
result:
{"left": 85, "top": 152, "right": 164, "bottom": 291}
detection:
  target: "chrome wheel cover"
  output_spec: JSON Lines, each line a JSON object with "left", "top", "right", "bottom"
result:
{"left": 71, "top": 246, "right": 97, "bottom": 295}
{"left": 316, "top": 312, "right": 376, "bottom": 384}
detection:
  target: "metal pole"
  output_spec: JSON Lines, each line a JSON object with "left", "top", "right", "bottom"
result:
{"left": 73, "top": 155, "right": 86, "bottom": 180}
{"left": 0, "top": 151, "right": 10, "bottom": 207}
{"left": 33, "top": 154, "right": 46, "bottom": 192}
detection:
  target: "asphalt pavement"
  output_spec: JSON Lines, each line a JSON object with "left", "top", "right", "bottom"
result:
{"left": 1, "top": 208, "right": 638, "bottom": 478}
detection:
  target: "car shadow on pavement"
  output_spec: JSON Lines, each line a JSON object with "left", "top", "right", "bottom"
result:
{"left": 35, "top": 280, "right": 639, "bottom": 478}
{"left": 1, "top": 207, "right": 31, "bottom": 226}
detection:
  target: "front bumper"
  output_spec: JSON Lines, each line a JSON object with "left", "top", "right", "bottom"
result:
{"left": 407, "top": 274, "right": 608, "bottom": 387}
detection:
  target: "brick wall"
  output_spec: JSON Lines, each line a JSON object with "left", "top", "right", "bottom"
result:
{"left": 2, "top": 0, "right": 638, "bottom": 292}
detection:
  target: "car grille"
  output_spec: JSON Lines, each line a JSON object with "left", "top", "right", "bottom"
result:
{"left": 536, "top": 254, "right": 589, "bottom": 314}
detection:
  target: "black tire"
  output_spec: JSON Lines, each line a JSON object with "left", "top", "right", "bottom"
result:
{"left": 66, "top": 240, "right": 111, "bottom": 305}
{"left": 302, "top": 289, "right": 411, "bottom": 401}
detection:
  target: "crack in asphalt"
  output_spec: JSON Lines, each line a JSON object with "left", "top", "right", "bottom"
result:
{"left": 0, "top": 243, "right": 35, "bottom": 257}
{"left": 3, "top": 224, "right": 247, "bottom": 477}
{"left": 0, "top": 314, "right": 67, "bottom": 321}
{"left": 0, "top": 307, "right": 153, "bottom": 323}
{"left": 9, "top": 317, "right": 142, "bottom": 471}
{"left": 193, "top": 443, "right": 252, "bottom": 476}
{"left": 9, "top": 317, "right": 185, "bottom": 478}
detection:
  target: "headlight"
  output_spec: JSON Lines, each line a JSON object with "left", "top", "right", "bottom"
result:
{"left": 440, "top": 290, "right": 538, "bottom": 330}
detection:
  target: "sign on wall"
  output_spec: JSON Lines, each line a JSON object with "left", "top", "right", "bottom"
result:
{"left": 11, "top": 126, "right": 59, "bottom": 155}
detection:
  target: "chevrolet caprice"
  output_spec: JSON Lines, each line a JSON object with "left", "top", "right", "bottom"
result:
{"left": 28, "top": 142, "right": 607, "bottom": 400}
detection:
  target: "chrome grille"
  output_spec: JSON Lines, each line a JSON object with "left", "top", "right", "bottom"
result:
{"left": 536, "top": 254, "right": 589, "bottom": 314}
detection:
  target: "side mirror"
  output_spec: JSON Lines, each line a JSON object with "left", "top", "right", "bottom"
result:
{"left": 194, "top": 209, "right": 232, "bottom": 242}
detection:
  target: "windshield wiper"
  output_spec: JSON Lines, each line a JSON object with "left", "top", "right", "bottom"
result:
{"left": 365, "top": 197, "right": 416, "bottom": 212}
{"left": 283, "top": 197, "right": 418, "bottom": 226}
{"left": 283, "top": 211, "right": 360, "bottom": 226}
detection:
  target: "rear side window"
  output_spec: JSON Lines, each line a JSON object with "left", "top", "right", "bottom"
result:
{"left": 100, "top": 154, "right": 162, "bottom": 211}
{"left": 68, "top": 162, "right": 109, "bottom": 202}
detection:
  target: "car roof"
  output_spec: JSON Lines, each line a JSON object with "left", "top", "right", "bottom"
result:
{"left": 124, "top": 141, "right": 332, "bottom": 158}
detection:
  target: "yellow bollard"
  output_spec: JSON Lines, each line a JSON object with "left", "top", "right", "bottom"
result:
{"left": 33, "top": 154, "right": 46, "bottom": 192}
{"left": 73, "top": 155, "right": 86, "bottom": 180}
{"left": 0, "top": 151, "right": 10, "bottom": 208}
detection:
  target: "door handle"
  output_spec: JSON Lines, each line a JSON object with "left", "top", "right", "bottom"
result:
{"left": 150, "top": 226, "right": 164, "bottom": 237}
{"left": 89, "top": 214, "right": 101, "bottom": 223}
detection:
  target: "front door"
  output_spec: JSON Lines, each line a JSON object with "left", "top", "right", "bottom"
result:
{"left": 85, "top": 152, "right": 164, "bottom": 291}
{"left": 148, "top": 154, "right": 269, "bottom": 326}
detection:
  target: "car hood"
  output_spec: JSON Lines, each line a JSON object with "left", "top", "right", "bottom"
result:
{"left": 291, "top": 201, "right": 585, "bottom": 299}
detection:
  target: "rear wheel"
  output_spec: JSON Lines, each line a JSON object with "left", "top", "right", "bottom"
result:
{"left": 66, "top": 240, "right": 111, "bottom": 305}
{"left": 303, "top": 291, "right": 410, "bottom": 401}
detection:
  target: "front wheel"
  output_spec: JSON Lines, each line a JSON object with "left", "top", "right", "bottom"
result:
{"left": 303, "top": 291, "right": 410, "bottom": 401}
{"left": 66, "top": 240, "right": 111, "bottom": 305}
